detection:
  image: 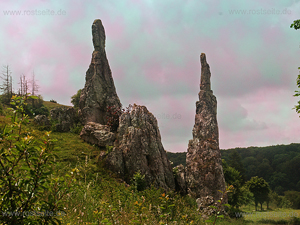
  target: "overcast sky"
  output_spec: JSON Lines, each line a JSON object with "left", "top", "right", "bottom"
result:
{"left": 1, "top": 0, "right": 300, "bottom": 152}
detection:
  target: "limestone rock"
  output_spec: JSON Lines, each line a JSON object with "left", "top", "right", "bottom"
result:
{"left": 34, "top": 115, "right": 50, "bottom": 128}
{"left": 105, "top": 104, "right": 175, "bottom": 190}
{"left": 80, "top": 122, "right": 116, "bottom": 147}
{"left": 79, "top": 19, "right": 121, "bottom": 125}
{"left": 174, "top": 164, "right": 187, "bottom": 195}
{"left": 186, "top": 53, "right": 226, "bottom": 203}
{"left": 50, "top": 107, "right": 79, "bottom": 132}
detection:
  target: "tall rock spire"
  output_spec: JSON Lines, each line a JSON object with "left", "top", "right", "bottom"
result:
{"left": 200, "top": 53, "right": 211, "bottom": 91}
{"left": 186, "top": 53, "right": 226, "bottom": 203}
{"left": 79, "top": 19, "right": 122, "bottom": 125}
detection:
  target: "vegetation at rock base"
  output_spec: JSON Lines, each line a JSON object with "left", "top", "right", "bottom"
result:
{"left": 70, "top": 89, "right": 81, "bottom": 109}
{"left": 105, "top": 103, "right": 132, "bottom": 132}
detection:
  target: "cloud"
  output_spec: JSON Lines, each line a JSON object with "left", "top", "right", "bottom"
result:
{"left": 0, "top": 0, "right": 299, "bottom": 151}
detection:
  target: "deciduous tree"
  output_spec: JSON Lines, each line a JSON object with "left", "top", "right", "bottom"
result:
{"left": 246, "top": 176, "right": 270, "bottom": 211}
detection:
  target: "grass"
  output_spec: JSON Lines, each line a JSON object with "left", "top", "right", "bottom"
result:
{"left": 43, "top": 100, "right": 71, "bottom": 110}
{"left": 1, "top": 110, "right": 300, "bottom": 224}
{"left": 242, "top": 208, "right": 300, "bottom": 224}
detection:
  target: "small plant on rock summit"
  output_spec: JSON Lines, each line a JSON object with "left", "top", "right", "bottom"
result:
{"left": 106, "top": 104, "right": 132, "bottom": 132}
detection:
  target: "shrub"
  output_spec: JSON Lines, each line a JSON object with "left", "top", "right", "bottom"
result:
{"left": 284, "top": 191, "right": 300, "bottom": 209}
{"left": 106, "top": 104, "right": 132, "bottom": 132}
{"left": 132, "top": 170, "right": 147, "bottom": 192}
{"left": 71, "top": 89, "right": 81, "bottom": 108}
{"left": 0, "top": 102, "right": 3, "bottom": 115}
{"left": 0, "top": 95, "right": 75, "bottom": 224}
{"left": 70, "top": 123, "right": 83, "bottom": 135}
{"left": 50, "top": 99, "right": 57, "bottom": 103}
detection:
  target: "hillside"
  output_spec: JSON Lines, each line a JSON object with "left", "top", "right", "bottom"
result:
{"left": 0, "top": 111, "right": 207, "bottom": 224}
{"left": 43, "top": 100, "right": 71, "bottom": 110}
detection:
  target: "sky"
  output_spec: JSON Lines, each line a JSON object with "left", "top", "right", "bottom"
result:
{"left": 0, "top": 0, "right": 300, "bottom": 152}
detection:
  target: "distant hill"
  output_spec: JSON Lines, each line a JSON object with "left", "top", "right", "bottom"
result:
{"left": 167, "top": 143, "right": 300, "bottom": 194}
{"left": 43, "top": 101, "right": 72, "bottom": 111}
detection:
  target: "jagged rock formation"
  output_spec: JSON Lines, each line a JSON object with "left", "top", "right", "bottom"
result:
{"left": 185, "top": 53, "right": 226, "bottom": 202}
{"left": 50, "top": 107, "right": 79, "bottom": 132}
{"left": 78, "top": 20, "right": 175, "bottom": 191}
{"left": 104, "top": 104, "right": 175, "bottom": 190}
{"left": 79, "top": 19, "right": 121, "bottom": 125}
{"left": 80, "top": 122, "right": 116, "bottom": 147}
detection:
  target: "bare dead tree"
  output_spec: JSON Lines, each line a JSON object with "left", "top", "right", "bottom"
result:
{"left": 23, "top": 74, "right": 28, "bottom": 95}
{"left": 18, "top": 75, "right": 23, "bottom": 96}
{"left": 30, "top": 71, "right": 39, "bottom": 107}
{"left": 31, "top": 71, "right": 39, "bottom": 96}
{"left": 0, "top": 65, "right": 13, "bottom": 104}
{"left": 18, "top": 74, "right": 29, "bottom": 96}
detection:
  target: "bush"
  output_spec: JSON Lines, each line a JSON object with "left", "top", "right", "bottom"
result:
{"left": 70, "top": 123, "right": 83, "bottom": 135}
{"left": 106, "top": 104, "right": 132, "bottom": 132}
{"left": 0, "top": 95, "right": 75, "bottom": 224}
{"left": 132, "top": 170, "right": 147, "bottom": 192}
{"left": 0, "top": 102, "right": 3, "bottom": 115}
{"left": 284, "top": 191, "right": 300, "bottom": 209}
{"left": 71, "top": 89, "right": 81, "bottom": 108}
{"left": 50, "top": 99, "right": 57, "bottom": 103}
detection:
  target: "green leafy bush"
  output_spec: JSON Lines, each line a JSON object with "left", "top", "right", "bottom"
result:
{"left": 0, "top": 95, "right": 75, "bottom": 224}
{"left": 132, "top": 170, "right": 147, "bottom": 192}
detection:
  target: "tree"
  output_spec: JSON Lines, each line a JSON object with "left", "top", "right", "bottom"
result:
{"left": 18, "top": 74, "right": 28, "bottom": 96}
{"left": 30, "top": 71, "right": 39, "bottom": 107}
{"left": 71, "top": 89, "right": 82, "bottom": 108}
{"left": 246, "top": 176, "right": 270, "bottom": 211}
{"left": 290, "top": 19, "right": 300, "bottom": 30}
{"left": 0, "top": 65, "right": 13, "bottom": 104}
{"left": 222, "top": 159, "right": 251, "bottom": 209}
{"left": 228, "top": 150, "right": 246, "bottom": 183}
{"left": 291, "top": 19, "right": 300, "bottom": 113}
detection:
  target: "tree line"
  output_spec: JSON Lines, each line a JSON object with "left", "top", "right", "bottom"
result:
{"left": 167, "top": 143, "right": 300, "bottom": 211}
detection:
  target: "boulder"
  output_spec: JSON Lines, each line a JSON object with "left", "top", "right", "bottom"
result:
{"left": 186, "top": 53, "right": 226, "bottom": 204}
{"left": 34, "top": 115, "right": 50, "bottom": 128}
{"left": 79, "top": 19, "right": 122, "bottom": 125}
{"left": 80, "top": 122, "right": 116, "bottom": 147}
{"left": 105, "top": 104, "right": 175, "bottom": 190}
{"left": 173, "top": 164, "right": 187, "bottom": 195}
{"left": 50, "top": 107, "right": 79, "bottom": 132}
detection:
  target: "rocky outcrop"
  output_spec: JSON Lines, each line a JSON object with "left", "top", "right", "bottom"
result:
{"left": 185, "top": 53, "right": 226, "bottom": 203}
{"left": 80, "top": 122, "right": 116, "bottom": 147}
{"left": 78, "top": 20, "right": 174, "bottom": 191}
{"left": 173, "top": 164, "right": 187, "bottom": 195}
{"left": 79, "top": 19, "right": 122, "bottom": 125}
{"left": 104, "top": 104, "right": 175, "bottom": 190}
{"left": 50, "top": 107, "right": 79, "bottom": 132}
{"left": 34, "top": 115, "right": 50, "bottom": 129}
